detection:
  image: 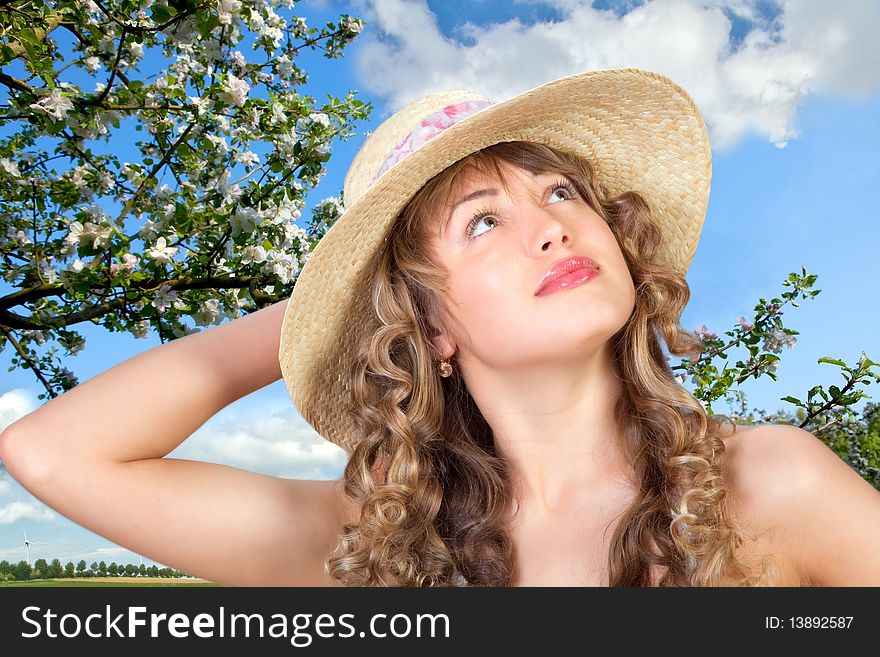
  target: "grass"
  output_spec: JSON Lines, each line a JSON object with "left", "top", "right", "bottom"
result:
{"left": 0, "top": 576, "right": 221, "bottom": 587}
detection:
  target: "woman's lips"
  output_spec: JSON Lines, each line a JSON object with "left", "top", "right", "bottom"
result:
{"left": 535, "top": 266, "right": 600, "bottom": 296}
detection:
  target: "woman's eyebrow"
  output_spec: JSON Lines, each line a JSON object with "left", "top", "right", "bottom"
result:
{"left": 443, "top": 188, "right": 498, "bottom": 235}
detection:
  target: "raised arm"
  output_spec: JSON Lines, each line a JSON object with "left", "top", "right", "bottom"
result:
{"left": 0, "top": 299, "right": 351, "bottom": 586}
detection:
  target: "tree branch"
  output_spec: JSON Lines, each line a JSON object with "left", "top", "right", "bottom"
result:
{"left": 0, "top": 71, "right": 35, "bottom": 95}
{"left": 0, "top": 325, "right": 56, "bottom": 399}
{"left": 798, "top": 376, "right": 860, "bottom": 430}
{"left": 112, "top": 120, "right": 196, "bottom": 229}
{"left": 82, "top": 25, "right": 127, "bottom": 107}
{"left": 0, "top": 274, "right": 264, "bottom": 325}
{"left": 91, "top": 0, "right": 196, "bottom": 35}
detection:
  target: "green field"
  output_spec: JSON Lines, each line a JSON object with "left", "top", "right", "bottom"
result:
{"left": 0, "top": 577, "right": 221, "bottom": 587}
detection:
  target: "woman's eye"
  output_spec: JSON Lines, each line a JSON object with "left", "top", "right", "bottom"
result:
{"left": 467, "top": 212, "right": 499, "bottom": 238}
{"left": 548, "top": 182, "right": 575, "bottom": 203}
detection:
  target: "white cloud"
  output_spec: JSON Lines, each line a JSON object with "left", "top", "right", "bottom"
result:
{"left": 170, "top": 404, "right": 346, "bottom": 480}
{"left": 355, "top": 0, "right": 880, "bottom": 149}
{"left": 0, "top": 500, "right": 57, "bottom": 524}
{"left": 0, "top": 388, "right": 37, "bottom": 434}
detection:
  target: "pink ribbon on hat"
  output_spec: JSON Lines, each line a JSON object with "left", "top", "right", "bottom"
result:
{"left": 370, "top": 99, "right": 492, "bottom": 185}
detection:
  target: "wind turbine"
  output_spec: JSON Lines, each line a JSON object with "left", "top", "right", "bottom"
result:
{"left": 22, "top": 529, "right": 46, "bottom": 567}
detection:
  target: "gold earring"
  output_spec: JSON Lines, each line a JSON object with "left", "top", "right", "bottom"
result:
{"left": 438, "top": 358, "right": 453, "bottom": 377}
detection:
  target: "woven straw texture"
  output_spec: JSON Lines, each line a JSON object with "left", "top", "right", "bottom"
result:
{"left": 278, "top": 68, "right": 712, "bottom": 452}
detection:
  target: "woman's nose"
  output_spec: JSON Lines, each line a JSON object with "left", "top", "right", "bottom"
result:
{"left": 527, "top": 206, "right": 570, "bottom": 255}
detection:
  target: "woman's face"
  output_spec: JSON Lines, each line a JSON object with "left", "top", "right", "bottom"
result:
{"left": 426, "top": 163, "right": 636, "bottom": 371}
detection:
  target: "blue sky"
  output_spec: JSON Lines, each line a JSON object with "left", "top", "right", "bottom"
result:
{"left": 1, "top": 0, "right": 878, "bottom": 570}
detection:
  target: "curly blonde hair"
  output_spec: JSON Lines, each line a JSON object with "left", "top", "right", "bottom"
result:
{"left": 327, "top": 141, "right": 769, "bottom": 586}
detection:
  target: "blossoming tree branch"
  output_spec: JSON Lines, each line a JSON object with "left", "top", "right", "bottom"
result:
{"left": 0, "top": 1, "right": 877, "bottom": 486}
{"left": 0, "top": 0, "right": 368, "bottom": 391}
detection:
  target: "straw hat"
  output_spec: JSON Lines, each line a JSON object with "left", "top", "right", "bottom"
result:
{"left": 278, "top": 67, "right": 712, "bottom": 452}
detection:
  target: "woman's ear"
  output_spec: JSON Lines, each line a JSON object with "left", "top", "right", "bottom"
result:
{"left": 428, "top": 322, "right": 456, "bottom": 360}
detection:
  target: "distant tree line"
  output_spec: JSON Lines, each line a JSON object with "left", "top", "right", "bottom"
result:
{"left": 0, "top": 558, "right": 189, "bottom": 581}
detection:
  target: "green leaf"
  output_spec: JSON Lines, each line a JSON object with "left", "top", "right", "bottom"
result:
{"left": 0, "top": 45, "right": 15, "bottom": 66}
{"left": 150, "top": 3, "right": 173, "bottom": 24}
{"left": 818, "top": 357, "right": 847, "bottom": 367}
{"left": 780, "top": 396, "right": 803, "bottom": 406}
{"left": 197, "top": 12, "right": 221, "bottom": 38}
{"left": 19, "top": 27, "right": 42, "bottom": 47}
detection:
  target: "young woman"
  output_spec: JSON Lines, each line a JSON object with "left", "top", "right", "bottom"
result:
{"left": 2, "top": 69, "right": 879, "bottom": 586}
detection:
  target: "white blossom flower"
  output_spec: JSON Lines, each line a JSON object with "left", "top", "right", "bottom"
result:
{"left": 230, "top": 206, "right": 263, "bottom": 237}
{"left": 1, "top": 158, "right": 21, "bottom": 177}
{"left": 145, "top": 236, "right": 178, "bottom": 265}
{"left": 213, "top": 171, "right": 242, "bottom": 205}
{"left": 261, "top": 25, "right": 283, "bottom": 49}
{"left": 120, "top": 163, "right": 141, "bottom": 182}
{"left": 309, "top": 112, "right": 330, "bottom": 127}
{"left": 284, "top": 222, "right": 308, "bottom": 247}
{"left": 694, "top": 324, "right": 717, "bottom": 341}
{"left": 230, "top": 50, "right": 246, "bottom": 70}
{"left": 132, "top": 320, "right": 150, "bottom": 338}
{"left": 262, "top": 249, "right": 299, "bottom": 284}
{"left": 71, "top": 220, "right": 113, "bottom": 249}
{"left": 344, "top": 16, "right": 364, "bottom": 36}
{"left": 109, "top": 253, "right": 140, "bottom": 276}
{"left": 241, "top": 244, "right": 268, "bottom": 264}
{"left": 274, "top": 54, "right": 293, "bottom": 78}
{"left": 205, "top": 133, "right": 229, "bottom": 154}
{"left": 155, "top": 184, "right": 174, "bottom": 201}
{"left": 135, "top": 9, "right": 153, "bottom": 28}
{"left": 762, "top": 328, "right": 797, "bottom": 354}
{"left": 60, "top": 333, "right": 86, "bottom": 356}
{"left": 84, "top": 56, "right": 101, "bottom": 73}
{"left": 235, "top": 150, "right": 259, "bottom": 167}
{"left": 221, "top": 73, "right": 250, "bottom": 107}
{"left": 30, "top": 88, "right": 74, "bottom": 121}
{"left": 39, "top": 263, "right": 59, "bottom": 284}
{"left": 189, "top": 95, "right": 211, "bottom": 116}
{"left": 8, "top": 228, "right": 31, "bottom": 245}
{"left": 151, "top": 284, "right": 178, "bottom": 313}
{"left": 64, "top": 220, "right": 111, "bottom": 250}
{"left": 97, "top": 170, "right": 114, "bottom": 193}
{"left": 129, "top": 42, "right": 144, "bottom": 59}
{"left": 736, "top": 316, "right": 754, "bottom": 331}
{"left": 269, "top": 103, "right": 287, "bottom": 125}
{"left": 20, "top": 329, "right": 48, "bottom": 345}
{"left": 82, "top": 0, "right": 101, "bottom": 18}
{"left": 218, "top": 0, "right": 241, "bottom": 25}
{"left": 139, "top": 218, "right": 163, "bottom": 242}
{"left": 67, "top": 259, "right": 86, "bottom": 273}
{"left": 193, "top": 299, "right": 222, "bottom": 326}
{"left": 249, "top": 11, "right": 265, "bottom": 31}
{"left": 3, "top": 263, "right": 24, "bottom": 282}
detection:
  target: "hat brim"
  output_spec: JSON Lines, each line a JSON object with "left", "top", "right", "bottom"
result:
{"left": 279, "top": 67, "right": 711, "bottom": 451}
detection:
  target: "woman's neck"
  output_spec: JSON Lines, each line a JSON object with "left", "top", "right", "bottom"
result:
{"left": 461, "top": 342, "right": 633, "bottom": 514}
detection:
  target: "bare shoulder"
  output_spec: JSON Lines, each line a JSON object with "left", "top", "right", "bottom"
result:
{"left": 244, "top": 476, "right": 356, "bottom": 587}
{"left": 722, "top": 422, "right": 880, "bottom": 586}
